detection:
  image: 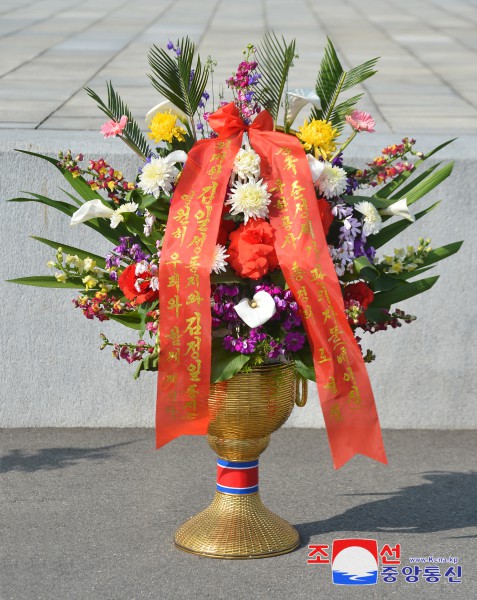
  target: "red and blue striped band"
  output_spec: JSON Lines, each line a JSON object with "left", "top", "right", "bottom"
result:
{"left": 216, "top": 458, "right": 259, "bottom": 495}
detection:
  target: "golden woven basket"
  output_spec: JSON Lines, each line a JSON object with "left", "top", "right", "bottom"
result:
{"left": 174, "top": 362, "right": 307, "bottom": 559}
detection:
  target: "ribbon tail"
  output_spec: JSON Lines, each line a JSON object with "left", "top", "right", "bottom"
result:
{"left": 156, "top": 134, "right": 243, "bottom": 449}
{"left": 250, "top": 128, "right": 387, "bottom": 469}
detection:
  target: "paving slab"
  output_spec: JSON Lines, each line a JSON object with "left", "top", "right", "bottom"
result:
{"left": 0, "top": 0, "right": 476, "bottom": 134}
{"left": 1, "top": 428, "right": 475, "bottom": 600}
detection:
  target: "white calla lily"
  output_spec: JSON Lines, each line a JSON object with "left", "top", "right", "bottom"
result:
{"left": 306, "top": 153, "right": 325, "bottom": 184}
{"left": 234, "top": 291, "right": 277, "bottom": 329}
{"left": 164, "top": 149, "right": 188, "bottom": 165}
{"left": 145, "top": 100, "right": 188, "bottom": 126}
{"left": 70, "top": 199, "right": 139, "bottom": 229}
{"left": 379, "top": 198, "right": 415, "bottom": 222}
{"left": 285, "top": 89, "right": 321, "bottom": 128}
{"left": 70, "top": 199, "right": 114, "bottom": 226}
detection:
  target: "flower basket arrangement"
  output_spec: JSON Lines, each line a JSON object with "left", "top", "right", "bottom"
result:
{"left": 8, "top": 34, "right": 462, "bottom": 558}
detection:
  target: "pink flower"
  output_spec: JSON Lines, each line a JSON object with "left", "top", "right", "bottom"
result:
{"left": 100, "top": 115, "right": 128, "bottom": 138}
{"left": 346, "top": 110, "right": 375, "bottom": 133}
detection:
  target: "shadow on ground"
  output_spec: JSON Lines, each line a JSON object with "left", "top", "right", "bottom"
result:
{"left": 295, "top": 471, "right": 477, "bottom": 540}
{"left": 0, "top": 441, "right": 136, "bottom": 473}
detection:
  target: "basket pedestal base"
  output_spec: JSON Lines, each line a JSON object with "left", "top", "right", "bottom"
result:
{"left": 175, "top": 491, "right": 300, "bottom": 559}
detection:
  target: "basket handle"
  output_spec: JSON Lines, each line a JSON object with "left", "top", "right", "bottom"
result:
{"left": 295, "top": 376, "right": 308, "bottom": 407}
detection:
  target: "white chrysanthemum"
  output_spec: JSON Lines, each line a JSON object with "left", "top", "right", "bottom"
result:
{"left": 315, "top": 163, "right": 348, "bottom": 199}
{"left": 138, "top": 157, "right": 179, "bottom": 197}
{"left": 211, "top": 244, "right": 229, "bottom": 274}
{"left": 232, "top": 148, "right": 261, "bottom": 180}
{"left": 226, "top": 179, "right": 271, "bottom": 224}
{"left": 110, "top": 202, "right": 138, "bottom": 229}
{"left": 354, "top": 201, "right": 383, "bottom": 236}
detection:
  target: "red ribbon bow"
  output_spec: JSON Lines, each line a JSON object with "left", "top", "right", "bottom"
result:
{"left": 157, "top": 103, "right": 387, "bottom": 469}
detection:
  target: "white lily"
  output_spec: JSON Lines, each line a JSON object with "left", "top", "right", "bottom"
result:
{"left": 306, "top": 153, "right": 325, "bottom": 184}
{"left": 70, "top": 199, "right": 114, "bottom": 226}
{"left": 234, "top": 291, "right": 276, "bottom": 329}
{"left": 145, "top": 100, "right": 189, "bottom": 126}
{"left": 285, "top": 89, "right": 321, "bottom": 128}
{"left": 164, "top": 150, "right": 188, "bottom": 165}
{"left": 379, "top": 198, "right": 415, "bottom": 223}
{"left": 70, "top": 199, "right": 138, "bottom": 229}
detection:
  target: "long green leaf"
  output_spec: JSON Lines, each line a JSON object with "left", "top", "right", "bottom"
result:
{"left": 108, "top": 312, "right": 143, "bottom": 330}
{"left": 371, "top": 276, "right": 439, "bottom": 308}
{"left": 377, "top": 138, "right": 456, "bottom": 198}
{"left": 388, "top": 163, "right": 441, "bottom": 200}
{"left": 405, "top": 162, "right": 454, "bottom": 205}
{"left": 7, "top": 275, "right": 85, "bottom": 289}
{"left": 369, "top": 201, "right": 441, "bottom": 249}
{"left": 421, "top": 241, "right": 463, "bottom": 267}
{"left": 31, "top": 236, "right": 106, "bottom": 268}
{"left": 9, "top": 194, "right": 131, "bottom": 247}
{"left": 9, "top": 194, "right": 78, "bottom": 217}
{"left": 211, "top": 340, "right": 251, "bottom": 382}
{"left": 16, "top": 150, "right": 102, "bottom": 202}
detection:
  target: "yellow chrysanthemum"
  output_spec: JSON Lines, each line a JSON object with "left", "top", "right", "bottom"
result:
{"left": 296, "top": 119, "right": 338, "bottom": 159}
{"left": 148, "top": 112, "right": 186, "bottom": 144}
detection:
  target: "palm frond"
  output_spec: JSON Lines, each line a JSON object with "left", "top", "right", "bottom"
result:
{"left": 148, "top": 37, "right": 209, "bottom": 123}
{"left": 311, "top": 38, "right": 378, "bottom": 132}
{"left": 255, "top": 32, "right": 296, "bottom": 125}
{"left": 85, "top": 83, "right": 150, "bottom": 159}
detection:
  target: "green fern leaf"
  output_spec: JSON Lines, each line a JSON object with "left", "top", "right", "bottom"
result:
{"left": 148, "top": 37, "right": 209, "bottom": 129}
{"left": 255, "top": 32, "right": 296, "bottom": 125}
{"left": 312, "top": 38, "right": 378, "bottom": 131}
{"left": 85, "top": 83, "right": 150, "bottom": 159}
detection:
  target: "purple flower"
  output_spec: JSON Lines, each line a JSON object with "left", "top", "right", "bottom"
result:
{"left": 354, "top": 236, "right": 376, "bottom": 261}
{"left": 284, "top": 331, "right": 306, "bottom": 352}
{"left": 167, "top": 40, "right": 174, "bottom": 50}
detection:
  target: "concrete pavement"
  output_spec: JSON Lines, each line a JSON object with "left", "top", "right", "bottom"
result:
{"left": 1, "top": 0, "right": 477, "bottom": 134}
{"left": 1, "top": 428, "right": 475, "bottom": 599}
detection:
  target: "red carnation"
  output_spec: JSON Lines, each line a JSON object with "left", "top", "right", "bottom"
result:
{"left": 343, "top": 281, "right": 374, "bottom": 325}
{"left": 118, "top": 263, "right": 159, "bottom": 304}
{"left": 317, "top": 198, "right": 333, "bottom": 236}
{"left": 227, "top": 218, "right": 279, "bottom": 280}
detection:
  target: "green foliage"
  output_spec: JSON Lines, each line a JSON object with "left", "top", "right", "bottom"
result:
{"left": 312, "top": 38, "right": 378, "bottom": 132}
{"left": 255, "top": 32, "right": 296, "bottom": 125}
{"left": 9, "top": 193, "right": 134, "bottom": 247}
{"left": 376, "top": 138, "right": 456, "bottom": 198}
{"left": 294, "top": 347, "right": 316, "bottom": 381}
{"left": 353, "top": 256, "right": 380, "bottom": 281}
{"left": 85, "top": 82, "right": 150, "bottom": 159}
{"left": 31, "top": 237, "right": 106, "bottom": 268}
{"left": 7, "top": 275, "right": 85, "bottom": 289}
{"left": 133, "top": 351, "right": 159, "bottom": 379}
{"left": 211, "top": 339, "right": 251, "bottom": 382}
{"left": 107, "top": 312, "right": 143, "bottom": 330}
{"left": 369, "top": 201, "right": 441, "bottom": 249}
{"left": 371, "top": 276, "right": 439, "bottom": 308}
{"left": 16, "top": 150, "right": 102, "bottom": 202}
{"left": 148, "top": 37, "right": 209, "bottom": 125}
{"left": 399, "top": 162, "right": 454, "bottom": 205}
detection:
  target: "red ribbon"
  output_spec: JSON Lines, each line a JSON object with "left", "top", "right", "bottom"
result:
{"left": 157, "top": 103, "right": 387, "bottom": 469}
